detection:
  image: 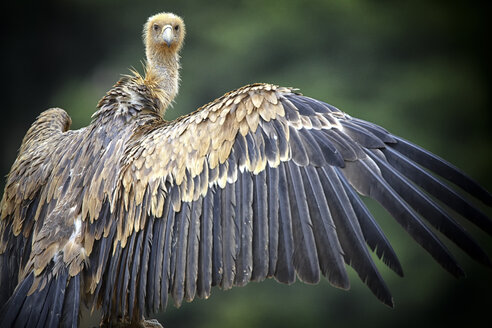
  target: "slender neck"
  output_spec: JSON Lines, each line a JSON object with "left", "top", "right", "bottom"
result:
{"left": 94, "top": 47, "right": 181, "bottom": 120}
{"left": 145, "top": 48, "right": 180, "bottom": 116}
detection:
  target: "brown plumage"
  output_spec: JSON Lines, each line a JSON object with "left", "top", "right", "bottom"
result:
{"left": 1, "top": 12, "right": 491, "bottom": 328}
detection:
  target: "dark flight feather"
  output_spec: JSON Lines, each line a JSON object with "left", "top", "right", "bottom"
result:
{"left": 297, "top": 129, "right": 328, "bottom": 167}
{"left": 121, "top": 231, "right": 136, "bottom": 316}
{"left": 159, "top": 202, "right": 176, "bottom": 310}
{"left": 147, "top": 215, "right": 162, "bottom": 313}
{"left": 318, "top": 166, "right": 393, "bottom": 307}
{"left": 61, "top": 274, "right": 80, "bottom": 328}
{"left": 25, "top": 277, "right": 52, "bottom": 328}
{"left": 251, "top": 169, "right": 269, "bottom": 282}
{"left": 138, "top": 215, "right": 154, "bottom": 316}
{"left": 390, "top": 136, "right": 492, "bottom": 205}
{"left": 337, "top": 169, "right": 403, "bottom": 276}
{"left": 350, "top": 118, "right": 396, "bottom": 144}
{"left": 321, "top": 129, "right": 360, "bottom": 162}
{"left": 286, "top": 161, "right": 320, "bottom": 284}
{"left": 211, "top": 188, "right": 223, "bottom": 287}
{"left": 340, "top": 121, "right": 386, "bottom": 149}
{"left": 197, "top": 190, "right": 213, "bottom": 299}
{"left": 289, "top": 127, "right": 309, "bottom": 166}
{"left": 103, "top": 243, "right": 121, "bottom": 314}
{"left": 341, "top": 159, "right": 464, "bottom": 278}
{"left": 367, "top": 150, "right": 491, "bottom": 267}
{"left": 0, "top": 272, "right": 34, "bottom": 326}
{"left": 383, "top": 146, "right": 492, "bottom": 236}
{"left": 221, "top": 182, "right": 237, "bottom": 290}
{"left": 235, "top": 172, "right": 253, "bottom": 286}
{"left": 310, "top": 129, "right": 345, "bottom": 167}
{"left": 266, "top": 165, "right": 280, "bottom": 278}
{"left": 185, "top": 198, "right": 201, "bottom": 302}
{"left": 116, "top": 232, "right": 131, "bottom": 316}
{"left": 172, "top": 202, "right": 191, "bottom": 307}
{"left": 301, "top": 166, "right": 349, "bottom": 289}
{"left": 276, "top": 164, "right": 295, "bottom": 284}
{"left": 129, "top": 229, "right": 144, "bottom": 317}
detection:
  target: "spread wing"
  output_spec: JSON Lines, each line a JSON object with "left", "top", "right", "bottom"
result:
{"left": 88, "top": 83, "right": 492, "bottom": 319}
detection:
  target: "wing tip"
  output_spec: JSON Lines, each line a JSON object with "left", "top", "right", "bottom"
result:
{"left": 389, "top": 260, "right": 404, "bottom": 278}
{"left": 329, "top": 274, "right": 351, "bottom": 291}
{"left": 368, "top": 279, "right": 395, "bottom": 308}
{"left": 451, "top": 264, "right": 466, "bottom": 279}
{"left": 384, "top": 297, "right": 395, "bottom": 309}
{"left": 483, "top": 192, "right": 492, "bottom": 207}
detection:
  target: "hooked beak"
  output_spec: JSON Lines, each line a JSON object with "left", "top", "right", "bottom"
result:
{"left": 162, "top": 25, "right": 173, "bottom": 47}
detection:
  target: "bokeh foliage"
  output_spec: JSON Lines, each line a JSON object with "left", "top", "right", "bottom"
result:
{"left": 1, "top": 1, "right": 491, "bottom": 327}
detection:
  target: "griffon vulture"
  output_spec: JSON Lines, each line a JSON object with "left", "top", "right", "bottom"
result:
{"left": 0, "top": 12, "right": 491, "bottom": 328}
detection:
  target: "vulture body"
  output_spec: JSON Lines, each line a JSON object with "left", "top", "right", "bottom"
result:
{"left": 1, "top": 12, "right": 491, "bottom": 328}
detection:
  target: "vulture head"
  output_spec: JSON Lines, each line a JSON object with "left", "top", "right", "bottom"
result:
{"left": 144, "top": 12, "right": 185, "bottom": 58}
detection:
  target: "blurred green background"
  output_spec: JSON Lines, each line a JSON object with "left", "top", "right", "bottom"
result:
{"left": 1, "top": 0, "right": 491, "bottom": 327}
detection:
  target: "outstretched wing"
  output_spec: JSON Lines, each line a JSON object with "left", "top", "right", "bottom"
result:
{"left": 89, "top": 83, "right": 492, "bottom": 319}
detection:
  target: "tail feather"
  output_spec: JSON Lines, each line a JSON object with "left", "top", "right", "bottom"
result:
{"left": 0, "top": 264, "right": 81, "bottom": 328}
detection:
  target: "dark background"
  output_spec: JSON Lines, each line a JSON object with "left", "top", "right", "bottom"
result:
{"left": 1, "top": 1, "right": 491, "bottom": 327}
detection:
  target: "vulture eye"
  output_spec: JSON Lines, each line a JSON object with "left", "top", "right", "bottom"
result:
{"left": 174, "top": 25, "right": 179, "bottom": 31}
{"left": 153, "top": 24, "right": 160, "bottom": 31}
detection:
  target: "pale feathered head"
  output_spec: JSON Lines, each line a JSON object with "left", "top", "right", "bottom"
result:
{"left": 143, "top": 12, "right": 186, "bottom": 58}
